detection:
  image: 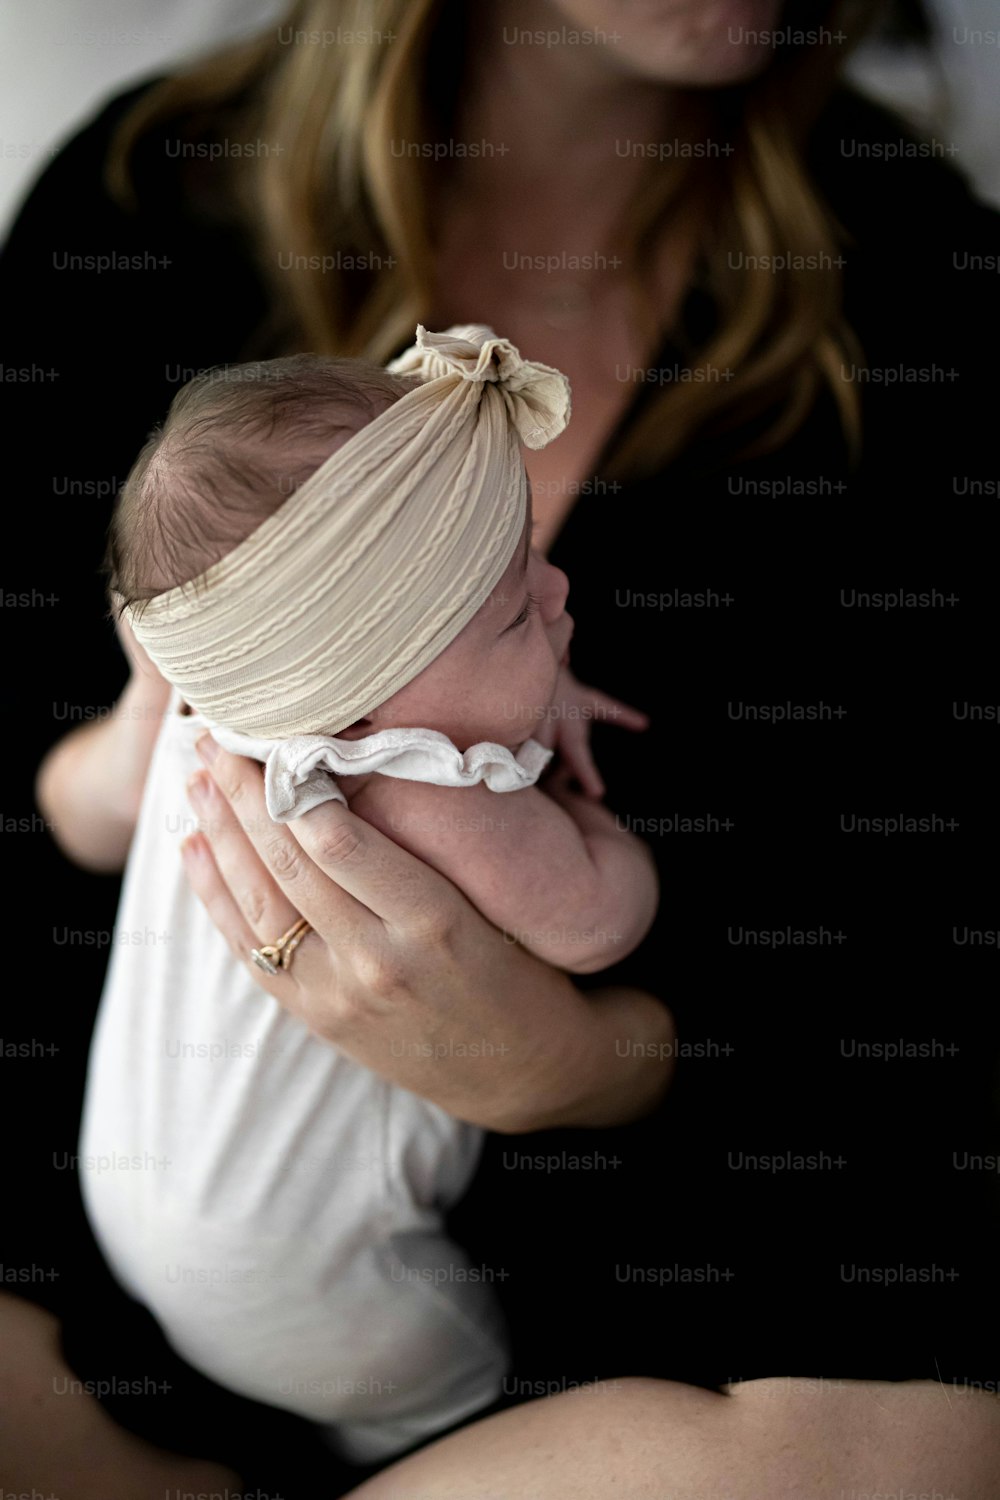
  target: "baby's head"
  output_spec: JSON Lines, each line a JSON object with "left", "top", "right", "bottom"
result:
{"left": 108, "top": 344, "right": 572, "bottom": 750}
{"left": 107, "top": 355, "right": 412, "bottom": 610}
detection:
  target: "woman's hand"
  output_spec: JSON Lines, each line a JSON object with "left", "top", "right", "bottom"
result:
{"left": 181, "top": 735, "right": 674, "bottom": 1132}
{"left": 537, "top": 666, "right": 649, "bottom": 799}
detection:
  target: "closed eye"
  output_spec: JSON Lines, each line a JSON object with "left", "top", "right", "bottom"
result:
{"left": 506, "top": 591, "right": 542, "bottom": 631}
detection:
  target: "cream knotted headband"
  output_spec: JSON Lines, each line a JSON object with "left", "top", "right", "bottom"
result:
{"left": 127, "top": 325, "right": 571, "bottom": 737}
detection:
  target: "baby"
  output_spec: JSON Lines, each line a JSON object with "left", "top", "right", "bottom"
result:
{"left": 58, "top": 327, "right": 658, "bottom": 1464}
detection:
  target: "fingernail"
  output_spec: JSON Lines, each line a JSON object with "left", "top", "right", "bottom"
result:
{"left": 187, "top": 770, "right": 214, "bottom": 806}
{"left": 196, "top": 732, "right": 219, "bottom": 764}
{"left": 181, "top": 832, "right": 206, "bottom": 861}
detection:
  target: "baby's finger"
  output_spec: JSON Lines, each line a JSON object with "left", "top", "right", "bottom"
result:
{"left": 588, "top": 687, "right": 649, "bottom": 731}
{"left": 558, "top": 726, "right": 605, "bottom": 800}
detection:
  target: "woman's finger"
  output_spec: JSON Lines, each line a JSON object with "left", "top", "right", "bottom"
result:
{"left": 180, "top": 830, "right": 277, "bottom": 964}
{"left": 286, "top": 795, "right": 463, "bottom": 940}
{"left": 187, "top": 764, "right": 308, "bottom": 940}
{"left": 180, "top": 831, "right": 325, "bottom": 994}
{"left": 194, "top": 739, "right": 377, "bottom": 939}
{"left": 197, "top": 736, "right": 463, "bottom": 941}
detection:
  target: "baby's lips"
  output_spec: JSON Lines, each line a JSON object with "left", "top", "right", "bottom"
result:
{"left": 559, "top": 615, "right": 575, "bottom": 665}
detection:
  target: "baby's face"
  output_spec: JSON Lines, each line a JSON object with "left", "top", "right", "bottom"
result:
{"left": 363, "top": 505, "right": 573, "bottom": 751}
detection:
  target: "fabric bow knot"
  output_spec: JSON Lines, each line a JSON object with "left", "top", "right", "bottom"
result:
{"left": 388, "top": 324, "right": 571, "bottom": 449}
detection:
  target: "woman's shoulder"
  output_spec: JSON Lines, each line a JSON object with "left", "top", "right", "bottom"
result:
{"left": 808, "top": 82, "right": 1000, "bottom": 237}
{"left": 2, "top": 78, "right": 165, "bottom": 254}
{"left": 804, "top": 81, "right": 1000, "bottom": 366}
{"left": 1, "top": 71, "right": 249, "bottom": 264}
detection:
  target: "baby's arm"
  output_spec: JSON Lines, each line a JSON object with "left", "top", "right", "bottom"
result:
{"left": 351, "top": 772, "right": 658, "bottom": 974}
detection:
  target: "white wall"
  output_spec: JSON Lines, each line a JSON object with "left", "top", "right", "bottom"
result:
{"left": 0, "top": 0, "right": 285, "bottom": 237}
{"left": 845, "top": 0, "right": 1000, "bottom": 207}
{"left": 1, "top": 0, "right": 997, "bottom": 243}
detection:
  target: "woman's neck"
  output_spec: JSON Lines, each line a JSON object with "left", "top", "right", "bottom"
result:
{"left": 453, "top": 0, "right": 676, "bottom": 210}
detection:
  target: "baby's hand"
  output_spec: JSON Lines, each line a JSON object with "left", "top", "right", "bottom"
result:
{"left": 542, "top": 666, "right": 649, "bottom": 800}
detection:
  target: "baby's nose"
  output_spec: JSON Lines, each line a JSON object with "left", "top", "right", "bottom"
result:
{"left": 539, "top": 559, "right": 570, "bottom": 621}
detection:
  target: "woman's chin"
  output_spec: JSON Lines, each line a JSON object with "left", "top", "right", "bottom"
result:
{"left": 605, "top": 0, "right": 783, "bottom": 85}
{"left": 623, "top": 41, "right": 775, "bottom": 87}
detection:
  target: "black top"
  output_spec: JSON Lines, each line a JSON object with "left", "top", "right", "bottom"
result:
{"left": 4, "top": 73, "right": 999, "bottom": 1490}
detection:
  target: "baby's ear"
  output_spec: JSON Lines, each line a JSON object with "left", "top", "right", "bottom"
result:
{"left": 114, "top": 611, "right": 160, "bottom": 680}
{"left": 334, "top": 715, "right": 375, "bottom": 740}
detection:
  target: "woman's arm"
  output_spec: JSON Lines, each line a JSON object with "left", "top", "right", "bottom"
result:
{"left": 35, "top": 621, "right": 172, "bottom": 872}
{"left": 182, "top": 738, "right": 675, "bottom": 1133}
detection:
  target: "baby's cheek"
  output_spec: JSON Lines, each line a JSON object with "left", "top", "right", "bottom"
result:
{"left": 527, "top": 658, "right": 560, "bottom": 723}
{"left": 494, "top": 667, "right": 541, "bottom": 730}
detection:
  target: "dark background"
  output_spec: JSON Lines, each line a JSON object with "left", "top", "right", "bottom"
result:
{"left": 3, "top": 4, "right": 1000, "bottom": 1493}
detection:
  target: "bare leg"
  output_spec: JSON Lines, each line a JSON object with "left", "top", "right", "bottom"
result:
{"left": 0, "top": 1292, "right": 244, "bottom": 1500}
{"left": 343, "top": 1374, "right": 1000, "bottom": 1500}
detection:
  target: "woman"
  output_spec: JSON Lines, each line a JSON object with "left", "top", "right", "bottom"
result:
{"left": 7, "top": 0, "right": 1000, "bottom": 1494}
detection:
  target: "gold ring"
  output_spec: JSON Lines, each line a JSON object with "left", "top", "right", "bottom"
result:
{"left": 250, "top": 917, "right": 311, "bottom": 975}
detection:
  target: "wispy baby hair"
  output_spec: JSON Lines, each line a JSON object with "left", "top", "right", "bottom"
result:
{"left": 105, "top": 353, "right": 414, "bottom": 617}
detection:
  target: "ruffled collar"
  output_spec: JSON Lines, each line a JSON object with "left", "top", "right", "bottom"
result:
{"left": 205, "top": 721, "right": 553, "bottom": 823}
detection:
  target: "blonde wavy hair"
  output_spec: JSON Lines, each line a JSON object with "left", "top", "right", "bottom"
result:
{"left": 107, "top": 0, "right": 882, "bottom": 478}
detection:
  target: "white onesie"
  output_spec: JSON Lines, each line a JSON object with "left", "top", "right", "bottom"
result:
{"left": 78, "top": 690, "right": 550, "bottom": 1463}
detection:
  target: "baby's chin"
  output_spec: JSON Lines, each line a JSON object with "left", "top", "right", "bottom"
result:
{"left": 455, "top": 723, "right": 538, "bottom": 753}
{"left": 439, "top": 711, "right": 544, "bottom": 754}
{"left": 374, "top": 695, "right": 553, "bottom": 751}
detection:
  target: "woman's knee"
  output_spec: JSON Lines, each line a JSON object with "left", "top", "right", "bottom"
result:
{"left": 722, "top": 1377, "right": 1000, "bottom": 1498}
